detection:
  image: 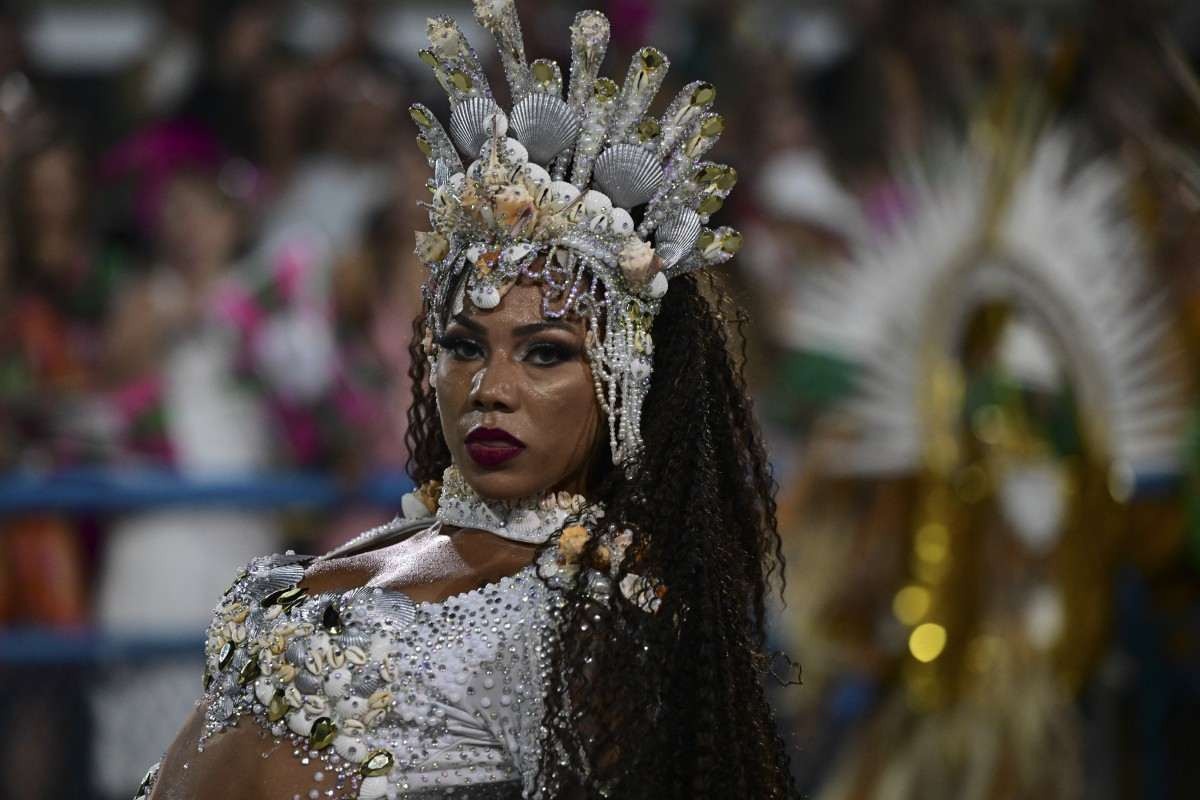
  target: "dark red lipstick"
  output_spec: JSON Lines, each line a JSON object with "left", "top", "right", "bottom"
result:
{"left": 465, "top": 426, "right": 526, "bottom": 467}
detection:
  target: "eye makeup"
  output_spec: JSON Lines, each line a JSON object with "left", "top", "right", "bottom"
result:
{"left": 434, "top": 333, "right": 484, "bottom": 361}
{"left": 522, "top": 340, "right": 580, "bottom": 367}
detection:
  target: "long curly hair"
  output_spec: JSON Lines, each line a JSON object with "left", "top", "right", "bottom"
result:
{"left": 405, "top": 270, "right": 799, "bottom": 798}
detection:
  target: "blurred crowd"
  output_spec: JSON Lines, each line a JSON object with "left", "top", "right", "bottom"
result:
{"left": 1, "top": 0, "right": 1200, "bottom": 798}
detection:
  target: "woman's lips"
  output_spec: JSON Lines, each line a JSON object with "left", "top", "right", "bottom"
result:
{"left": 464, "top": 426, "right": 526, "bottom": 467}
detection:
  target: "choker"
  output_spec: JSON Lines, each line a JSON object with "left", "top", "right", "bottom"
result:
{"left": 427, "top": 465, "right": 591, "bottom": 545}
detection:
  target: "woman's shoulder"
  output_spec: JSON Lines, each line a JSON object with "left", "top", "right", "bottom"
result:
{"left": 213, "top": 515, "right": 433, "bottom": 605}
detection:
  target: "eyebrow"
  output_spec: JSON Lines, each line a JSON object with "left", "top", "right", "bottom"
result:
{"left": 450, "top": 314, "right": 576, "bottom": 338}
{"left": 512, "top": 320, "right": 576, "bottom": 337}
{"left": 449, "top": 314, "right": 485, "bottom": 333}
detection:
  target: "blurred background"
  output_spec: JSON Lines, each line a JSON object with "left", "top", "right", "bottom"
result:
{"left": 1, "top": 0, "right": 1199, "bottom": 798}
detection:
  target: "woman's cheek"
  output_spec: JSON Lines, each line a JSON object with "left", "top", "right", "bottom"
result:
{"left": 527, "top": 369, "right": 589, "bottom": 411}
{"left": 527, "top": 368, "right": 599, "bottom": 450}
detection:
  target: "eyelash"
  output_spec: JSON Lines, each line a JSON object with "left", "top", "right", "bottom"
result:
{"left": 433, "top": 335, "right": 577, "bottom": 367}
{"left": 524, "top": 342, "right": 577, "bottom": 366}
{"left": 434, "top": 334, "right": 483, "bottom": 361}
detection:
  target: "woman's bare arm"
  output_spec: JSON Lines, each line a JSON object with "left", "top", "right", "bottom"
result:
{"left": 147, "top": 703, "right": 331, "bottom": 800}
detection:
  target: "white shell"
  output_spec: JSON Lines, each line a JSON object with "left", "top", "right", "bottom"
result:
{"left": 286, "top": 709, "right": 316, "bottom": 737}
{"left": 400, "top": 491, "right": 431, "bottom": 519}
{"left": 523, "top": 162, "right": 551, "bottom": 185}
{"left": 588, "top": 213, "right": 611, "bottom": 233}
{"left": 447, "top": 172, "right": 466, "bottom": 193}
{"left": 503, "top": 243, "right": 535, "bottom": 263}
{"left": 518, "top": 162, "right": 552, "bottom": 196}
{"left": 302, "top": 694, "right": 330, "bottom": 716}
{"left": 547, "top": 180, "right": 581, "bottom": 211}
{"left": 648, "top": 271, "right": 669, "bottom": 298}
{"left": 479, "top": 136, "right": 529, "bottom": 165}
{"left": 510, "top": 93, "right": 581, "bottom": 163}
{"left": 254, "top": 678, "right": 276, "bottom": 707}
{"left": 593, "top": 143, "right": 664, "bottom": 207}
{"left": 610, "top": 207, "right": 635, "bottom": 235}
{"left": 466, "top": 244, "right": 486, "bottom": 263}
{"left": 466, "top": 159, "right": 483, "bottom": 180}
{"left": 631, "top": 356, "right": 652, "bottom": 380}
{"left": 335, "top": 695, "right": 369, "bottom": 718}
{"left": 307, "top": 631, "right": 332, "bottom": 654}
{"left": 358, "top": 775, "right": 390, "bottom": 800}
{"left": 449, "top": 98, "right": 502, "bottom": 157}
{"left": 582, "top": 190, "right": 613, "bottom": 216}
{"left": 323, "top": 668, "right": 352, "bottom": 698}
{"left": 508, "top": 139, "right": 529, "bottom": 164}
{"left": 468, "top": 284, "right": 502, "bottom": 309}
{"left": 654, "top": 209, "right": 703, "bottom": 268}
{"left": 334, "top": 734, "right": 369, "bottom": 764}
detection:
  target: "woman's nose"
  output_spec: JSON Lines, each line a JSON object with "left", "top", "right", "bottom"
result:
{"left": 468, "top": 358, "right": 518, "bottom": 411}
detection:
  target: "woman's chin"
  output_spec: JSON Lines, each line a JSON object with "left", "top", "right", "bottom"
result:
{"left": 457, "top": 462, "right": 546, "bottom": 503}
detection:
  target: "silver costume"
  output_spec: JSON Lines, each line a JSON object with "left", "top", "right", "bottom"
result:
{"left": 134, "top": 518, "right": 567, "bottom": 800}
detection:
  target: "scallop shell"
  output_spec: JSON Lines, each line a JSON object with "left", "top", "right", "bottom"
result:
{"left": 593, "top": 144, "right": 664, "bottom": 208}
{"left": 286, "top": 709, "right": 316, "bottom": 737}
{"left": 654, "top": 209, "right": 703, "bottom": 269}
{"left": 359, "top": 775, "right": 390, "bottom": 800}
{"left": 350, "top": 672, "right": 385, "bottom": 696}
{"left": 337, "top": 631, "right": 372, "bottom": 652}
{"left": 284, "top": 640, "right": 308, "bottom": 666}
{"left": 292, "top": 669, "right": 323, "bottom": 696}
{"left": 323, "top": 667, "right": 353, "bottom": 697}
{"left": 333, "top": 734, "right": 369, "bottom": 764}
{"left": 510, "top": 93, "right": 581, "bottom": 164}
{"left": 449, "top": 98, "right": 503, "bottom": 157}
{"left": 364, "top": 592, "right": 417, "bottom": 627}
{"left": 468, "top": 283, "right": 502, "bottom": 309}
{"left": 249, "top": 564, "right": 305, "bottom": 596}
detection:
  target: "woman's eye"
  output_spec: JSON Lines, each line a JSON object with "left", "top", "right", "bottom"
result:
{"left": 436, "top": 335, "right": 484, "bottom": 361}
{"left": 524, "top": 342, "right": 575, "bottom": 367}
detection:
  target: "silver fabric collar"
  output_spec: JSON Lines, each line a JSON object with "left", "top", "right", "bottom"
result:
{"left": 433, "top": 465, "right": 589, "bottom": 544}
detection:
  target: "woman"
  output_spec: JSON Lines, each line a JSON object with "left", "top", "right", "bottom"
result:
{"left": 139, "top": 3, "right": 797, "bottom": 797}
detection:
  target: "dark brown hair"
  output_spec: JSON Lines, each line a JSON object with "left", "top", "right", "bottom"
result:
{"left": 405, "top": 271, "right": 799, "bottom": 798}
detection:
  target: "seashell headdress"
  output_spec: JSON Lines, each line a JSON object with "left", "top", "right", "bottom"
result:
{"left": 410, "top": 0, "right": 741, "bottom": 469}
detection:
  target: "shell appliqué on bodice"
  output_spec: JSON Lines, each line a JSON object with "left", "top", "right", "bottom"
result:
{"left": 199, "top": 547, "right": 559, "bottom": 799}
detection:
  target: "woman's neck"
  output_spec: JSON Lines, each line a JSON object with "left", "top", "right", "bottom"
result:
{"left": 433, "top": 465, "right": 591, "bottom": 545}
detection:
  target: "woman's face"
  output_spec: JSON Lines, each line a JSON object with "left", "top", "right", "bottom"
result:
{"left": 434, "top": 280, "right": 603, "bottom": 502}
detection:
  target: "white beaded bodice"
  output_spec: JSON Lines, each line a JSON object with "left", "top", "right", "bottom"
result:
{"left": 136, "top": 517, "right": 565, "bottom": 800}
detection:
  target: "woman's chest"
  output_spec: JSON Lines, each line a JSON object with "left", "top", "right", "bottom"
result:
{"left": 194, "top": 551, "right": 550, "bottom": 793}
{"left": 299, "top": 526, "right": 537, "bottom": 604}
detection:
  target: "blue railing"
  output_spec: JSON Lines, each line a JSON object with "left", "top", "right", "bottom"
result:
{"left": 0, "top": 467, "right": 414, "bottom": 664}
{"left": 0, "top": 467, "right": 413, "bottom": 512}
